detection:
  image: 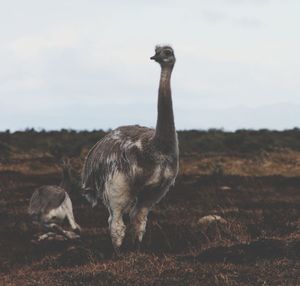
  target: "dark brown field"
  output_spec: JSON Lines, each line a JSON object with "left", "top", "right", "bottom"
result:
{"left": 0, "top": 129, "right": 299, "bottom": 285}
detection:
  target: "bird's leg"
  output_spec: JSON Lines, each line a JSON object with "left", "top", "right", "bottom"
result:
{"left": 130, "top": 206, "right": 149, "bottom": 245}
{"left": 64, "top": 195, "right": 81, "bottom": 234}
{"left": 105, "top": 180, "right": 133, "bottom": 253}
{"left": 65, "top": 206, "right": 81, "bottom": 234}
{"left": 130, "top": 187, "right": 169, "bottom": 246}
{"left": 107, "top": 208, "right": 120, "bottom": 256}
{"left": 110, "top": 211, "right": 126, "bottom": 253}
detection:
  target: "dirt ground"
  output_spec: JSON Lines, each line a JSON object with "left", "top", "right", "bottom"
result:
{"left": 0, "top": 132, "right": 300, "bottom": 285}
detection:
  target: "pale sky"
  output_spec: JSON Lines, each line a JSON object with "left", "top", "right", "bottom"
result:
{"left": 0, "top": 0, "right": 299, "bottom": 131}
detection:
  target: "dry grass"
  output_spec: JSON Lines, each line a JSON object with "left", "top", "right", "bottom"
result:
{"left": 180, "top": 149, "right": 300, "bottom": 177}
{"left": 0, "top": 130, "right": 300, "bottom": 285}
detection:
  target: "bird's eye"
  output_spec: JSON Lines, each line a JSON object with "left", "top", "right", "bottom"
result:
{"left": 164, "top": 50, "right": 172, "bottom": 56}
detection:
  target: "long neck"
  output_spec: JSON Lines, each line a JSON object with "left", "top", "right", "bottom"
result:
{"left": 154, "top": 65, "right": 176, "bottom": 150}
{"left": 60, "top": 167, "right": 71, "bottom": 192}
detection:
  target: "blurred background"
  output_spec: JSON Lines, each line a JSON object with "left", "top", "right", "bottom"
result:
{"left": 0, "top": 0, "right": 299, "bottom": 131}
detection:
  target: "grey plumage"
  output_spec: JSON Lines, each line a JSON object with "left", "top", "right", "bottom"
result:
{"left": 28, "top": 160, "right": 81, "bottom": 240}
{"left": 28, "top": 185, "right": 66, "bottom": 217}
{"left": 81, "top": 46, "right": 179, "bottom": 250}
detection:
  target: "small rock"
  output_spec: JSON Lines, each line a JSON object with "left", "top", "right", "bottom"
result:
{"left": 219, "top": 186, "right": 232, "bottom": 191}
{"left": 197, "top": 215, "right": 250, "bottom": 243}
{"left": 198, "top": 215, "right": 227, "bottom": 226}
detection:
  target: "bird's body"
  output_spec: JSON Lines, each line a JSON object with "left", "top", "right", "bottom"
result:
{"left": 29, "top": 160, "right": 81, "bottom": 240}
{"left": 29, "top": 185, "right": 67, "bottom": 220}
{"left": 29, "top": 185, "right": 77, "bottom": 227}
{"left": 81, "top": 46, "right": 178, "bottom": 249}
{"left": 82, "top": 125, "right": 178, "bottom": 207}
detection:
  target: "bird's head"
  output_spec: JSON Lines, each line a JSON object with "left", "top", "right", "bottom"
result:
{"left": 150, "top": 45, "right": 176, "bottom": 67}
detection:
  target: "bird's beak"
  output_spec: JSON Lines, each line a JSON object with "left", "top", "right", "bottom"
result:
{"left": 150, "top": 54, "right": 158, "bottom": 60}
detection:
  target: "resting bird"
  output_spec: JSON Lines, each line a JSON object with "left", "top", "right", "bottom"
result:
{"left": 28, "top": 159, "right": 81, "bottom": 241}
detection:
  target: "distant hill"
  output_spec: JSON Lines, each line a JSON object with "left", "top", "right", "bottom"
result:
{"left": 1, "top": 128, "right": 300, "bottom": 158}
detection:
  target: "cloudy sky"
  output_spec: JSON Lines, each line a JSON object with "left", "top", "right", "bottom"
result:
{"left": 0, "top": 0, "right": 299, "bottom": 131}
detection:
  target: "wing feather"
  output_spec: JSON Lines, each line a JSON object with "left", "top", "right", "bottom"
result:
{"left": 81, "top": 125, "right": 154, "bottom": 205}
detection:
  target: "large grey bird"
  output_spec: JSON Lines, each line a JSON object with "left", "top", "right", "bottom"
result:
{"left": 81, "top": 45, "right": 179, "bottom": 250}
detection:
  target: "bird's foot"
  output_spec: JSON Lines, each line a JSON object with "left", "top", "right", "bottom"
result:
{"left": 112, "top": 244, "right": 122, "bottom": 258}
